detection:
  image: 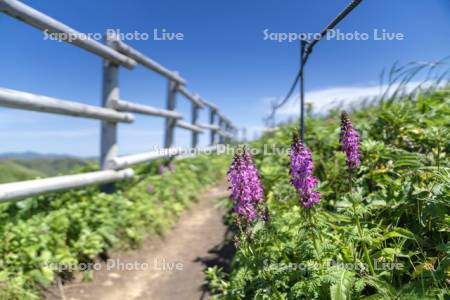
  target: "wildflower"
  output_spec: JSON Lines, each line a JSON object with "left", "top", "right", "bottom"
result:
{"left": 289, "top": 133, "right": 320, "bottom": 208}
{"left": 340, "top": 111, "right": 361, "bottom": 169}
{"left": 158, "top": 164, "right": 167, "bottom": 175}
{"left": 227, "top": 147, "right": 264, "bottom": 222}
{"left": 146, "top": 184, "right": 154, "bottom": 193}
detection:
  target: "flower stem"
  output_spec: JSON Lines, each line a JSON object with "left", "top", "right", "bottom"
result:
{"left": 349, "top": 168, "right": 375, "bottom": 276}
{"left": 349, "top": 167, "right": 353, "bottom": 191}
{"left": 307, "top": 209, "right": 321, "bottom": 256}
{"left": 437, "top": 142, "right": 441, "bottom": 170}
{"left": 355, "top": 215, "right": 375, "bottom": 275}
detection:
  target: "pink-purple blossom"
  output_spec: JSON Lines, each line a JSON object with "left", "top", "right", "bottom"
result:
{"left": 289, "top": 133, "right": 320, "bottom": 208}
{"left": 159, "top": 162, "right": 175, "bottom": 175}
{"left": 158, "top": 164, "right": 168, "bottom": 175}
{"left": 340, "top": 111, "right": 361, "bottom": 170}
{"left": 227, "top": 147, "right": 264, "bottom": 222}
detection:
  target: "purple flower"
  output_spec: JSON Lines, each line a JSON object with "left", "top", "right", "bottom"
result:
{"left": 289, "top": 133, "right": 320, "bottom": 208}
{"left": 147, "top": 184, "right": 154, "bottom": 193}
{"left": 158, "top": 164, "right": 168, "bottom": 175}
{"left": 227, "top": 147, "right": 264, "bottom": 222}
{"left": 340, "top": 111, "right": 361, "bottom": 169}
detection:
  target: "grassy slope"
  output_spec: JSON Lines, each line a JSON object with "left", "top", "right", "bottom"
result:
{"left": 207, "top": 90, "right": 449, "bottom": 299}
{"left": 10, "top": 159, "right": 92, "bottom": 177}
{"left": 0, "top": 159, "right": 93, "bottom": 184}
{"left": 0, "top": 161, "right": 45, "bottom": 183}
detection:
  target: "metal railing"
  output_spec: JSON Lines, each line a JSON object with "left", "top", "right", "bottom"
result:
{"left": 0, "top": 0, "right": 237, "bottom": 202}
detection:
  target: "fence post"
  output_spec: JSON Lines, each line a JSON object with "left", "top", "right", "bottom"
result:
{"left": 218, "top": 116, "right": 224, "bottom": 144}
{"left": 164, "top": 79, "right": 177, "bottom": 148}
{"left": 191, "top": 102, "right": 200, "bottom": 148}
{"left": 242, "top": 127, "right": 247, "bottom": 142}
{"left": 100, "top": 33, "right": 119, "bottom": 193}
{"left": 209, "top": 109, "right": 216, "bottom": 145}
{"left": 225, "top": 122, "right": 231, "bottom": 144}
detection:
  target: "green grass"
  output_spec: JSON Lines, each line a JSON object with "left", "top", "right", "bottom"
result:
{"left": 0, "top": 159, "right": 93, "bottom": 184}
{"left": 0, "top": 161, "right": 45, "bottom": 183}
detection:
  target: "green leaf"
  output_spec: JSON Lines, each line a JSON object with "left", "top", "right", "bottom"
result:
{"left": 330, "top": 270, "right": 350, "bottom": 300}
{"left": 378, "top": 227, "right": 416, "bottom": 243}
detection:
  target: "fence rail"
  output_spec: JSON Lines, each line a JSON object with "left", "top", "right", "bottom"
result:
{"left": 0, "top": 169, "right": 134, "bottom": 203}
{"left": 108, "top": 148, "right": 181, "bottom": 170}
{"left": 110, "top": 35, "right": 185, "bottom": 84}
{"left": 177, "top": 86, "right": 204, "bottom": 107}
{"left": 0, "top": 0, "right": 136, "bottom": 68}
{"left": 200, "top": 97, "right": 218, "bottom": 111}
{"left": 175, "top": 120, "right": 204, "bottom": 133}
{"left": 0, "top": 88, "right": 134, "bottom": 123}
{"left": 110, "top": 98, "right": 182, "bottom": 119}
{"left": 0, "top": 0, "right": 237, "bottom": 202}
{"left": 196, "top": 123, "right": 220, "bottom": 131}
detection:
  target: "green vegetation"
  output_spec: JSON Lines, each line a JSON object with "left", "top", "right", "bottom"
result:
{"left": 0, "top": 154, "right": 228, "bottom": 299}
{"left": 0, "top": 158, "right": 92, "bottom": 184}
{"left": 0, "top": 161, "right": 44, "bottom": 184}
{"left": 207, "top": 89, "right": 450, "bottom": 299}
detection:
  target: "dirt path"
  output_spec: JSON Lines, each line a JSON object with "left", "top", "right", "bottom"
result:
{"left": 49, "top": 182, "right": 232, "bottom": 300}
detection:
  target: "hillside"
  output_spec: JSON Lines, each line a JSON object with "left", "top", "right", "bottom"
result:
{"left": 0, "top": 151, "right": 81, "bottom": 160}
{"left": 0, "top": 157, "right": 94, "bottom": 184}
{"left": 0, "top": 160, "right": 45, "bottom": 183}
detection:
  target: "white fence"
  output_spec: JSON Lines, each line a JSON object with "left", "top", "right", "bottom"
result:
{"left": 0, "top": 0, "right": 237, "bottom": 202}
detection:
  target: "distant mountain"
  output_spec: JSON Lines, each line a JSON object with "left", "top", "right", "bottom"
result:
{"left": 0, "top": 151, "right": 80, "bottom": 160}
{"left": 0, "top": 153, "right": 97, "bottom": 184}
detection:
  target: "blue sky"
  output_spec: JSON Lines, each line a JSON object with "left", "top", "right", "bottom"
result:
{"left": 0, "top": 0, "right": 449, "bottom": 156}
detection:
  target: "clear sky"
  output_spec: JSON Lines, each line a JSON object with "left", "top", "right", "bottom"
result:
{"left": 0, "top": 0, "right": 449, "bottom": 156}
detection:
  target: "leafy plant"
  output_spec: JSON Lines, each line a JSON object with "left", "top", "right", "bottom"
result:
{"left": 0, "top": 153, "right": 228, "bottom": 299}
{"left": 207, "top": 89, "right": 450, "bottom": 299}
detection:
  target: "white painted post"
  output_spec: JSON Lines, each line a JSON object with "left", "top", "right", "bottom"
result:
{"left": 209, "top": 109, "right": 216, "bottom": 145}
{"left": 218, "top": 117, "right": 224, "bottom": 144}
{"left": 225, "top": 122, "right": 231, "bottom": 144}
{"left": 100, "top": 34, "right": 119, "bottom": 193}
{"left": 234, "top": 127, "right": 238, "bottom": 142}
{"left": 191, "top": 103, "right": 200, "bottom": 148}
{"left": 164, "top": 80, "right": 177, "bottom": 148}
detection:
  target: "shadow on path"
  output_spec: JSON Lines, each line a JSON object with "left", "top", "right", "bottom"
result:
{"left": 196, "top": 229, "right": 236, "bottom": 300}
